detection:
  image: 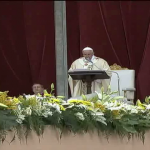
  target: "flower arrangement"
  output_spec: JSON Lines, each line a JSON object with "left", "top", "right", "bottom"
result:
{"left": 0, "top": 84, "right": 150, "bottom": 143}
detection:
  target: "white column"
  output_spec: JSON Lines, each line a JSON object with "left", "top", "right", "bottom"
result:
{"left": 54, "top": 1, "right": 68, "bottom": 99}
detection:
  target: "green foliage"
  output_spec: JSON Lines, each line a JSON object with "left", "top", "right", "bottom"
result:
{"left": 50, "top": 83, "right": 55, "bottom": 95}
{"left": 1, "top": 86, "right": 150, "bottom": 144}
{"left": 0, "top": 110, "right": 18, "bottom": 143}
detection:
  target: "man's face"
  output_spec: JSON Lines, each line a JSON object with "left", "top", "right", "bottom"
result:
{"left": 82, "top": 50, "right": 94, "bottom": 60}
{"left": 32, "top": 84, "right": 44, "bottom": 95}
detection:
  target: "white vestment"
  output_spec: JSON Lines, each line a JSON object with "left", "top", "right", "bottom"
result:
{"left": 68, "top": 56, "right": 112, "bottom": 97}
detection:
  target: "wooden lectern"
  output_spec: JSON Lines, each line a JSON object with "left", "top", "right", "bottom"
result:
{"left": 68, "top": 70, "right": 110, "bottom": 94}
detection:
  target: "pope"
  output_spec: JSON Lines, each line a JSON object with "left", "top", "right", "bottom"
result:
{"left": 68, "top": 47, "right": 111, "bottom": 97}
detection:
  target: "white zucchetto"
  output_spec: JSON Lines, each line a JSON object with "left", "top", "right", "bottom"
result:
{"left": 82, "top": 47, "right": 93, "bottom": 51}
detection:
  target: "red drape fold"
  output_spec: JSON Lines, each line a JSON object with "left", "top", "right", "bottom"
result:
{"left": 0, "top": 1, "right": 56, "bottom": 96}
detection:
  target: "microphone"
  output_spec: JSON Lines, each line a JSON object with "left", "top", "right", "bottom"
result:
{"left": 85, "top": 57, "right": 121, "bottom": 95}
{"left": 86, "top": 58, "right": 93, "bottom": 63}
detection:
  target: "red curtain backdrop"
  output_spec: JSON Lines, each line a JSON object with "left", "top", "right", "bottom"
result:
{"left": 1, "top": 1, "right": 150, "bottom": 100}
{"left": 0, "top": 1, "right": 56, "bottom": 96}
{"left": 66, "top": 1, "right": 150, "bottom": 100}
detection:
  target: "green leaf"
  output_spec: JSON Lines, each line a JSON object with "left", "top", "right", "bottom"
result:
{"left": 81, "top": 95, "right": 87, "bottom": 101}
{"left": 57, "top": 96, "right": 65, "bottom": 99}
{"left": 127, "top": 120, "right": 139, "bottom": 125}
{"left": 0, "top": 103, "right": 8, "bottom": 108}
{"left": 145, "top": 96, "right": 150, "bottom": 104}
{"left": 51, "top": 83, "right": 54, "bottom": 90}
{"left": 122, "top": 125, "right": 137, "bottom": 133}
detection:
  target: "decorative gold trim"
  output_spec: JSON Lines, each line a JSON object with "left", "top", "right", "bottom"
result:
{"left": 110, "top": 63, "right": 129, "bottom": 70}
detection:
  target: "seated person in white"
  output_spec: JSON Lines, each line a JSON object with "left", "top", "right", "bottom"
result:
{"left": 68, "top": 47, "right": 111, "bottom": 97}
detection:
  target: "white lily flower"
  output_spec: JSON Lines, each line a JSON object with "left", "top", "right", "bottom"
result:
{"left": 48, "top": 111, "right": 53, "bottom": 116}
{"left": 43, "top": 102, "right": 49, "bottom": 106}
{"left": 25, "top": 95, "right": 36, "bottom": 99}
{"left": 91, "top": 111, "right": 106, "bottom": 125}
{"left": 52, "top": 103, "right": 61, "bottom": 113}
{"left": 130, "top": 108, "right": 138, "bottom": 114}
{"left": 16, "top": 119, "right": 23, "bottom": 124}
{"left": 76, "top": 104, "right": 87, "bottom": 109}
{"left": 16, "top": 115, "right": 25, "bottom": 124}
{"left": 62, "top": 101, "right": 70, "bottom": 105}
{"left": 75, "top": 112, "right": 85, "bottom": 121}
{"left": 103, "top": 102, "right": 117, "bottom": 108}
{"left": 67, "top": 99, "right": 78, "bottom": 103}
{"left": 36, "top": 96, "right": 45, "bottom": 100}
{"left": 108, "top": 106, "right": 122, "bottom": 111}
{"left": 95, "top": 116, "right": 107, "bottom": 125}
{"left": 25, "top": 107, "right": 32, "bottom": 115}
{"left": 17, "top": 105, "right": 22, "bottom": 111}
{"left": 146, "top": 104, "right": 150, "bottom": 110}
{"left": 123, "top": 104, "right": 132, "bottom": 110}
{"left": 42, "top": 111, "right": 53, "bottom": 118}
{"left": 65, "top": 104, "right": 74, "bottom": 109}
{"left": 95, "top": 91, "right": 102, "bottom": 99}
{"left": 95, "top": 112, "right": 104, "bottom": 116}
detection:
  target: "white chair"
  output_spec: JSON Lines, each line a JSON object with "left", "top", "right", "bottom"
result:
{"left": 110, "top": 70, "right": 136, "bottom": 102}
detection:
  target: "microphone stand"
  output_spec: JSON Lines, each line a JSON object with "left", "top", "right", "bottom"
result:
{"left": 85, "top": 58, "right": 121, "bottom": 96}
